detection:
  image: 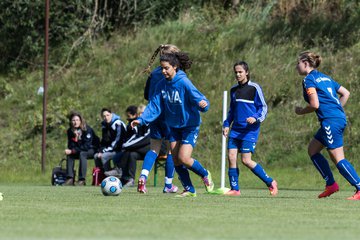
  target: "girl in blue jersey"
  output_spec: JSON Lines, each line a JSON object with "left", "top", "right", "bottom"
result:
{"left": 137, "top": 44, "right": 181, "bottom": 194}
{"left": 132, "top": 53, "right": 214, "bottom": 197}
{"left": 223, "top": 61, "right": 278, "bottom": 196}
{"left": 295, "top": 51, "right": 360, "bottom": 200}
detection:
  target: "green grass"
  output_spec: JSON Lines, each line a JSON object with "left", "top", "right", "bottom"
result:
{"left": 0, "top": 184, "right": 359, "bottom": 240}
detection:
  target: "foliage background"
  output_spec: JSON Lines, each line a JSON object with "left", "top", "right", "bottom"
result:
{"left": 0, "top": 0, "right": 360, "bottom": 184}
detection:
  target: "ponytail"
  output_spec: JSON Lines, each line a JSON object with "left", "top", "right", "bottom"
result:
{"left": 143, "top": 45, "right": 163, "bottom": 74}
{"left": 143, "top": 44, "right": 181, "bottom": 74}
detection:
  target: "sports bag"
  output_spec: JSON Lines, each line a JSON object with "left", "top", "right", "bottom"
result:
{"left": 51, "top": 158, "right": 71, "bottom": 186}
{"left": 92, "top": 167, "right": 105, "bottom": 186}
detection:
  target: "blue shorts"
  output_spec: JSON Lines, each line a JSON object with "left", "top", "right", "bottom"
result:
{"left": 169, "top": 126, "right": 199, "bottom": 148}
{"left": 149, "top": 120, "right": 170, "bottom": 140}
{"left": 228, "top": 137, "right": 256, "bottom": 153}
{"left": 314, "top": 118, "right": 346, "bottom": 149}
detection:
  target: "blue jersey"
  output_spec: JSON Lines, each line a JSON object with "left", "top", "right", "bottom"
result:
{"left": 302, "top": 70, "right": 346, "bottom": 121}
{"left": 139, "top": 70, "right": 209, "bottom": 128}
{"left": 144, "top": 66, "right": 166, "bottom": 123}
{"left": 144, "top": 66, "right": 164, "bottom": 101}
{"left": 223, "top": 80, "right": 267, "bottom": 142}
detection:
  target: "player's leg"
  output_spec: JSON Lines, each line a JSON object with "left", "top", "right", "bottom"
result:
{"left": 172, "top": 140, "right": 196, "bottom": 197}
{"left": 224, "top": 137, "right": 240, "bottom": 196}
{"left": 140, "top": 138, "right": 162, "bottom": 179}
{"left": 163, "top": 140, "right": 178, "bottom": 193}
{"left": 309, "top": 138, "right": 337, "bottom": 187}
{"left": 328, "top": 147, "right": 360, "bottom": 200}
{"left": 311, "top": 121, "right": 342, "bottom": 198}
{"left": 225, "top": 147, "right": 240, "bottom": 196}
{"left": 240, "top": 141, "right": 277, "bottom": 195}
{"left": 137, "top": 138, "right": 162, "bottom": 193}
{"left": 178, "top": 127, "right": 214, "bottom": 192}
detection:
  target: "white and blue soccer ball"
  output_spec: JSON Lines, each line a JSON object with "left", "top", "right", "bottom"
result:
{"left": 101, "top": 176, "right": 122, "bottom": 196}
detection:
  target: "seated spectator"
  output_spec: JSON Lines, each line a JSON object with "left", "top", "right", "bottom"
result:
{"left": 94, "top": 108, "right": 126, "bottom": 173}
{"left": 105, "top": 105, "right": 150, "bottom": 187}
{"left": 64, "top": 111, "right": 99, "bottom": 186}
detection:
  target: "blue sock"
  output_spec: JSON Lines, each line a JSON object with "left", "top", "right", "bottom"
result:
{"left": 251, "top": 164, "right": 273, "bottom": 186}
{"left": 165, "top": 154, "right": 175, "bottom": 189}
{"left": 189, "top": 159, "right": 208, "bottom": 178}
{"left": 175, "top": 165, "right": 195, "bottom": 193}
{"left": 337, "top": 159, "right": 360, "bottom": 190}
{"left": 311, "top": 153, "right": 335, "bottom": 186}
{"left": 228, "top": 168, "right": 239, "bottom": 191}
{"left": 140, "top": 151, "right": 158, "bottom": 179}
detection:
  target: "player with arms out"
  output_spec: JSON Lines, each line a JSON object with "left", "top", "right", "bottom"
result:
{"left": 223, "top": 61, "right": 278, "bottom": 196}
{"left": 132, "top": 53, "right": 214, "bottom": 197}
{"left": 137, "top": 44, "right": 182, "bottom": 194}
{"left": 295, "top": 51, "right": 360, "bottom": 200}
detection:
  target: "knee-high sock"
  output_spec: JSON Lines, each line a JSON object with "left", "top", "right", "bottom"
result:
{"left": 228, "top": 168, "right": 239, "bottom": 191}
{"left": 311, "top": 153, "right": 335, "bottom": 186}
{"left": 164, "top": 154, "right": 175, "bottom": 188}
{"left": 189, "top": 159, "right": 208, "bottom": 178}
{"left": 337, "top": 159, "right": 360, "bottom": 191}
{"left": 140, "top": 150, "right": 158, "bottom": 179}
{"left": 251, "top": 164, "right": 273, "bottom": 186}
{"left": 175, "top": 165, "right": 195, "bottom": 193}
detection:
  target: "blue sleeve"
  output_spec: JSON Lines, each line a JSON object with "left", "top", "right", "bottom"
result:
{"left": 252, "top": 85, "right": 267, "bottom": 122}
{"left": 223, "top": 92, "right": 234, "bottom": 128}
{"left": 333, "top": 80, "right": 341, "bottom": 91}
{"left": 138, "top": 90, "right": 163, "bottom": 126}
{"left": 111, "top": 124, "right": 122, "bottom": 149}
{"left": 185, "top": 79, "right": 210, "bottom": 112}
{"left": 304, "top": 76, "right": 316, "bottom": 89}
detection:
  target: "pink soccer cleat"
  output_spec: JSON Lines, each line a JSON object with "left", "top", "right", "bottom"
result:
{"left": 347, "top": 190, "right": 360, "bottom": 200}
{"left": 318, "top": 182, "right": 339, "bottom": 198}
{"left": 224, "top": 189, "right": 241, "bottom": 196}
{"left": 163, "top": 185, "right": 179, "bottom": 193}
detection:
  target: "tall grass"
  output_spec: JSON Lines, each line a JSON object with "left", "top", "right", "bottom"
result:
{"left": 1, "top": 3, "right": 360, "bottom": 183}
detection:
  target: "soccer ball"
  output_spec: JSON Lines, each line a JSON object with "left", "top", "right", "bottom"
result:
{"left": 101, "top": 176, "right": 122, "bottom": 196}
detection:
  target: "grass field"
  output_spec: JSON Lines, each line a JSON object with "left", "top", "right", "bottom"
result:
{"left": 1, "top": 182, "right": 359, "bottom": 240}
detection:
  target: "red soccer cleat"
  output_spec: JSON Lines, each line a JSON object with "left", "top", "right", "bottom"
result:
{"left": 318, "top": 182, "right": 339, "bottom": 198}
{"left": 269, "top": 180, "right": 278, "bottom": 196}
{"left": 347, "top": 191, "right": 360, "bottom": 200}
{"left": 224, "top": 190, "right": 241, "bottom": 196}
{"left": 137, "top": 177, "right": 147, "bottom": 194}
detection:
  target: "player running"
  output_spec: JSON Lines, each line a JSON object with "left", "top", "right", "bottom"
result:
{"left": 295, "top": 51, "right": 360, "bottom": 200}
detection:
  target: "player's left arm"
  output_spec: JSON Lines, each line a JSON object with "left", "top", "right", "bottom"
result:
{"left": 186, "top": 80, "right": 209, "bottom": 112}
{"left": 250, "top": 85, "right": 268, "bottom": 123}
{"left": 337, "top": 86, "right": 350, "bottom": 107}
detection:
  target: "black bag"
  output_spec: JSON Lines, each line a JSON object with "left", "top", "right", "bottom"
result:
{"left": 51, "top": 158, "right": 69, "bottom": 186}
